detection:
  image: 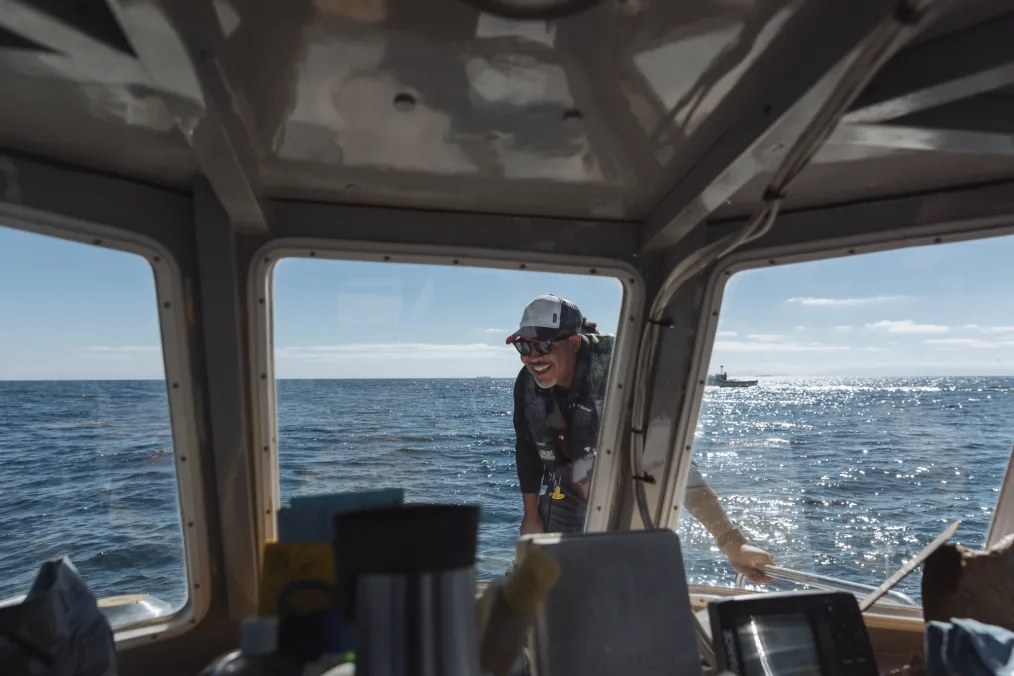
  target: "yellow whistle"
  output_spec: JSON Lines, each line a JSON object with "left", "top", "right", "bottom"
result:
{"left": 550, "top": 485, "right": 565, "bottom": 500}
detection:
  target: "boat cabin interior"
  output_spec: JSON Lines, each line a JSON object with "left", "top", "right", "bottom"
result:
{"left": 2, "top": 0, "right": 1014, "bottom": 673}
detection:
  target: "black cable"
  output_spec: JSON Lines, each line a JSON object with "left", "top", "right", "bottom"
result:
{"left": 457, "top": 0, "right": 604, "bottom": 20}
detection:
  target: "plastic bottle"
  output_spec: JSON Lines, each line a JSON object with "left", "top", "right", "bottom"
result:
{"left": 476, "top": 548, "right": 560, "bottom": 676}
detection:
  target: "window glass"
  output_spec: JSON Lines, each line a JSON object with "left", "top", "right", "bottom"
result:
{"left": 0, "top": 225, "right": 186, "bottom": 615}
{"left": 272, "top": 259, "right": 623, "bottom": 577}
{"left": 678, "top": 235, "right": 1014, "bottom": 604}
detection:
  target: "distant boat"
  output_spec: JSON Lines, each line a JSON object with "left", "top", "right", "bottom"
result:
{"left": 707, "top": 366, "right": 758, "bottom": 388}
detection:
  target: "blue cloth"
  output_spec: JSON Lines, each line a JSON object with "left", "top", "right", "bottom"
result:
{"left": 925, "top": 618, "right": 1014, "bottom": 676}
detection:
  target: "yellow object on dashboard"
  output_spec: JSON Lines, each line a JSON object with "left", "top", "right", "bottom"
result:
{"left": 258, "top": 541, "right": 336, "bottom": 616}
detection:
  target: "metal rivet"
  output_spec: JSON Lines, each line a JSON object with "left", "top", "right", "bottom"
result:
{"left": 699, "top": 380, "right": 705, "bottom": 385}
{"left": 258, "top": 298, "right": 265, "bottom": 304}
{"left": 345, "top": 183, "right": 357, "bottom": 191}
{"left": 685, "top": 445, "right": 691, "bottom": 450}
{"left": 628, "top": 316, "right": 635, "bottom": 322}
{"left": 93, "top": 239, "right": 102, "bottom": 246}
{"left": 194, "top": 583, "right": 201, "bottom": 589}
{"left": 596, "top": 506, "right": 602, "bottom": 511}
{"left": 589, "top": 268, "right": 598, "bottom": 274}
{"left": 519, "top": 264, "right": 527, "bottom": 269}
{"left": 768, "top": 259, "right": 776, "bottom": 265}
{"left": 261, "top": 374, "right": 267, "bottom": 380}
{"left": 617, "top": 384, "right": 623, "bottom": 389}
{"left": 848, "top": 249, "right": 856, "bottom": 255}
{"left": 562, "top": 109, "right": 583, "bottom": 123}
{"left": 310, "top": 251, "right": 316, "bottom": 257}
{"left": 163, "top": 301, "right": 170, "bottom": 309}
{"left": 762, "top": 104, "right": 772, "bottom": 115}
{"left": 187, "top": 521, "right": 194, "bottom": 527}
{"left": 266, "top": 508, "right": 272, "bottom": 515}
{"left": 452, "top": 259, "right": 459, "bottom": 265}
{"left": 180, "top": 456, "right": 186, "bottom": 462}
{"left": 724, "top": 271, "right": 731, "bottom": 276}
{"left": 263, "top": 446, "right": 269, "bottom": 452}
{"left": 393, "top": 93, "right": 416, "bottom": 112}
{"left": 172, "top": 382, "right": 179, "bottom": 389}
{"left": 934, "top": 237, "right": 942, "bottom": 244}
{"left": 383, "top": 255, "right": 391, "bottom": 261}
{"left": 711, "top": 311, "right": 718, "bottom": 316}
{"left": 151, "top": 635, "right": 158, "bottom": 641}
{"left": 264, "top": 257, "right": 271, "bottom": 264}
{"left": 605, "top": 449, "right": 611, "bottom": 455}
{"left": 153, "top": 256, "right": 161, "bottom": 263}
{"left": 628, "top": 278, "right": 635, "bottom": 285}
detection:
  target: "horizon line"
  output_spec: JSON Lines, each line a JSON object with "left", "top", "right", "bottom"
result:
{"left": 2, "top": 373, "right": 1014, "bottom": 383}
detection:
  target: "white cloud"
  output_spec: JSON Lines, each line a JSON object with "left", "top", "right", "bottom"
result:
{"left": 714, "top": 340, "right": 850, "bottom": 353}
{"left": 961, "top": 324, "right": 1014, "bottom": 334}
{"left": 861, "top": 347, "right": 891, "bottom": 352}
{"left": 866, "top": 320, "right": 950, "bottom": 334}
{"left": 717, "top": 331, "right": 738, "bottom": 337}
{"left": 746, "top": 334, "right": 784, "bottom": 342}
{"left": 795, "top": 325, "right": 806, "bottom": 330}
{"left": 274, "top": 343, "right": 522, "bottom": 378}
{"left": 925, "top": 338, "right": 1014, "bottom": 349}
{"left": 834, "top": 325, "right": 853, "bottom": 331}
{"left": 277, "top": 343, "right": 516, "bottom": 361}
{"left": 484, "top": 328, "right": 510, "bottom": 333}
{"left": 787, "top": 296, "right": 906, "bottom": 306}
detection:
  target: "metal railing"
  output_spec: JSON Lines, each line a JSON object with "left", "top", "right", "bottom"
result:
{"left": 734, "top": 565, "right": 918, "bottom": 607}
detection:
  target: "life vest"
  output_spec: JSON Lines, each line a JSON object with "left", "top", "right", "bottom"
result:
{"left": 518, "top": 334, "right": 614, "bottom": 489}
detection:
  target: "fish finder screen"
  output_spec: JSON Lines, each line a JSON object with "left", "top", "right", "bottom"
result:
{"left": 736, "top": 613, "right": 821, "bottom": 676}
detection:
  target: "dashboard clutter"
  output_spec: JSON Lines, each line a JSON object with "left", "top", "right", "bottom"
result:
{"left": 258, "top": 489, "right": 407, "bottom": 663}
{"left": 198, "top": 617, "right": 303, "bottom": 676}
{"left": 519, "top": 529, "right": 704, "bottom": 676}
{"left": 332, "top": 503, "right": 482, "bottom": 676}
{"left": 924, "top": 618, "right": 1014, "bottom": 676}
{"left": 476, "top": 547, "right": 560, "bottom": 676}
{"left": 922, "top": 532, "right": 1014, "bottom": 632}
{"left": 0, "top": 557, "right": 117, "bottom": 676}
{"left": 708, "top": 590, "right": 877, "bottom": 676}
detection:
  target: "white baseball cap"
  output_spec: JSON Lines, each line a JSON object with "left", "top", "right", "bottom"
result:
{"left": 506, "top": 294, "right": 583, "bottom": 344}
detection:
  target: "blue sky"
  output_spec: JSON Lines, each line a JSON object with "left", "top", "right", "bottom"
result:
{"left": 1, "top": 223, "right": 1013, "bottom": 379}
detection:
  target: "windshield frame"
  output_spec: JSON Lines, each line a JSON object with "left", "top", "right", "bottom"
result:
{"left": 247, "top": 238, "right": 644, "bottom": 548}
{"left": 666, "top": 220, "right": 1014, "bottom": 614}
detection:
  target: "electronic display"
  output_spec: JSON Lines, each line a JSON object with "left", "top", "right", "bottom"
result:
{"left": 709, "top": 591, "right": 877, "bottom": 676}
{"left": 735, "top": 614, "right": 821, "bottom": 676}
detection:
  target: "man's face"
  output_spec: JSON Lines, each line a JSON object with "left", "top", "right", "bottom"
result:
{"left": 519, "top": 335, "right": 581, "bottom": 389}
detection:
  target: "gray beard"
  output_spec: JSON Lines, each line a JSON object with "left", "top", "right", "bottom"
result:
{"left": 535, "top": 376, "right": 557, "bottom": 389}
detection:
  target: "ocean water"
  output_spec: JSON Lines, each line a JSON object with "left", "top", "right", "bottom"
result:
{"left": 1, "top": 377, "right": 1011, "bottom": 609}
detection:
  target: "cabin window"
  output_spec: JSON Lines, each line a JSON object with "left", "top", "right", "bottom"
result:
{"left": 678, "top": 234, "right": 1014, "bottom": 606}
{"left": 0, "top": 225, "right": 188, "bottom": 616}
{"left": 268, "top": 257, "right": 624, "bottom": 577}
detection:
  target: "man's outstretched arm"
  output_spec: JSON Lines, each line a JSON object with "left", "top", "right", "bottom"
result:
{"left": 684, "top": 461, "right": 775, "bottom": 584}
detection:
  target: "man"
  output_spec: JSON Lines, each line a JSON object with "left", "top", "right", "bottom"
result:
{"left": 508, "top": 294, "right": 775, "bottom": 584}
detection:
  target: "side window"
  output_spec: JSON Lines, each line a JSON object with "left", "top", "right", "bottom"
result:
{"left": 271, "top": 259, "right": 623, "bottom": 577}
{"left": 0, "top": 226, "right": 187, "bottom": 618}
{"left": 678, "top": 235, "right": 1014, "bottom": 605}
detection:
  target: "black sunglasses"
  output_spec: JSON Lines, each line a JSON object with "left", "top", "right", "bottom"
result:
{"left": 512, "top": 336, "right": 570, "bottom": 356}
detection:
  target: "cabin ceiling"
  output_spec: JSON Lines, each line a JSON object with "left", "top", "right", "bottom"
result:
{"left": 1, "top": 0, "right": 1013, "bottom": 252}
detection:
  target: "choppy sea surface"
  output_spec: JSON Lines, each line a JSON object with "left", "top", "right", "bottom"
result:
{"left": 1, "top": 377, "right": 1011, "bottom": 608}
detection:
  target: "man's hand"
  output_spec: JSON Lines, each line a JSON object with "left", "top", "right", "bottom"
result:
{"left": 520, "top": 513, "right": 544, "bottom": 536}
{"left": 722, "top": 543, "right": 775, "bottom": 584}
